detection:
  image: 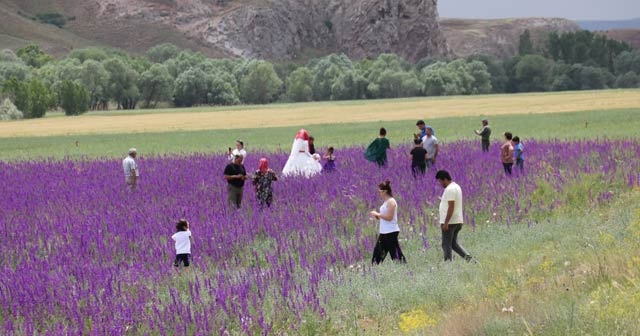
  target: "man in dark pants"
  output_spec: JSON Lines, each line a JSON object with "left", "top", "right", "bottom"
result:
{"left": 223, "top": 154, "right": 247, "bottom": 209}
{"left": 436, "top": 170, "right": 475, "bottom": 262}
{"left": 474, "top": 119, "right": 491, "bottom": 152}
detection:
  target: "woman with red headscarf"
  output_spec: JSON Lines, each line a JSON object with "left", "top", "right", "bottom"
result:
{"left": 282, "top": 129, "right": 322, "bottom": 178}
{"left": 252, "top": 158, "right": 278, "bottom": 208}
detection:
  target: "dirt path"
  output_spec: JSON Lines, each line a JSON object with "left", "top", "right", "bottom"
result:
{"left": 2, "top": 90, "right": 639, "bottom": 138}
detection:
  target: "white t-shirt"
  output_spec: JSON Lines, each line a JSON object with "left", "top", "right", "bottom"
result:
{"left": 421, "top": 135, "right": 438, "bottom": 159}
{"left": 439, "top": 182, "right": 464, "bottom": 224}
{"left": 122, "top": 156, "right": 138, "bottom": 178}
{"left": 172, "top": 230, "right": 192, "bottom": 254}
{"left": 379, "top": 198, "right": 400, "bottom": 234}
{"left": 228, "top": 148, "right": 247, "bottom": 164}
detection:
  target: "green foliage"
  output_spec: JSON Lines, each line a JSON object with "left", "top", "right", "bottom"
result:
{"left": 139, "top": 64, "right": 174, "bottom": 108}
{"left": 421, "top": 59, "right": 491, "bottom": 96}
{"left": 79, "top": 60, "right": 110, "bottom": 110}
{"left": 16, "top": 44, "right": 53, "bottom": 68}
{"left": 514, "top": 55, "right": 551, "bottom": 92}
{"left": 613, "top": 51, "right": 640, "bottom": 75}
{"left": 60, "top": 80, "right": 89, "bottom": 116}
{"left": 103, "top": 58, "right": 140, "bottom": 109}
{"left": 546, "top": 30, "right": 632, "bottom": 71}
{"left": 173, "top": 68, "right": 208, "bottom": 107}
{"left": 2, "top": 76, "right": 30, "bottom": 113}
{"left": 365, "top": 54, "right": 422, "bottom": 98}
{"left": 286, "top": 67, "right": 314, "bottom": 102}
{"left": 35, "top": 12, "right": 67, "bottom": 28}
{"left": 239, "top": 61, "right": 283, "bottom": 104}
{"left": 311, "top": 54, "right": 353, "bottom": 101}
{"left": 518, "top": 29, "right": 534, "bottom": 56}
{"left": 615, "top": 71, "right": 640, "bottom": 88}
{"left": 0, "top": 98, "right": 23, "bottom": 120}
{"left": 146, "top": 43, "right": 180, "bottom": 63}
{"left": 0, "top": 61, "right": 30, "bottom": 88}
{"left": 68, "top": 47, "right": 110, "bottom": 63}
{"left": 27, "top": 79, "right": 54, "bottom": 118}
{"left": 331, "top": 70, "right": 368, "bottom": 100}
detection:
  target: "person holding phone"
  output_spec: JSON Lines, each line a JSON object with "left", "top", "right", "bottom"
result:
{"left": 228, "top": 140, "right": 247, "bottom": 165}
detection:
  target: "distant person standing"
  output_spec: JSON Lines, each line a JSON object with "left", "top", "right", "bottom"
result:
{"left": 410, "top": 138, "right": 427, "bottom": 177}
{"left": 501, "top": 132, "right": 515, "bottom": 175}
{"left": 513, "top": 136, "right": 524, "bottom": 172}
{"left": 227, "top": 140, "right": 247, "bottom": 165}
{"left": 436, "top": 170, "right": 474, "bottom": 263}
{"left": 252, "top": 158, "right": 278, "bottom": 208}
{"left": 365, "top": 128, "right": 391, "bottom": 168}
{"left": 308, "top": 136, "right": 316, "bottom": 155}
{"left": 122, "top": 148, "right": 139, "bottom": 189}
{"left": 322, "top": 147, "right": 336, "bottom": 172}
{"left": 224, "top": 154, "right": 247, "bottom": 209}
{"left": 474, "top": 119, "right": 491, "bottom": 152}
{"left": 415, "top": 119, "right": 435, "bottom": 139}
{"left": 422, "top": 127, "right": 439, "bottom": 168}
{"left": 370, "top": 179, "right": 406, "bottom": 264}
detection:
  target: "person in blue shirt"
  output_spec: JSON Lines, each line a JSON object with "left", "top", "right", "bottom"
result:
{"left": 415, "top": 120, "right": 434, "bottom": 139}
{"left": 513, "top": 136, "right": 524, "bottom": 171}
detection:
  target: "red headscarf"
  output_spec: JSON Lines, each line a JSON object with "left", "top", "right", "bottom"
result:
{"left": 258, "top": 158, "right": 269, "bottom": 174}
{"left": 295, "top": 129, "right": 309, "bottom": 141}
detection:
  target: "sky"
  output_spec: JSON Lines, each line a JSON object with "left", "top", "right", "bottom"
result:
{"left": 438, "top": 0, "right": 640, "bottom": 20}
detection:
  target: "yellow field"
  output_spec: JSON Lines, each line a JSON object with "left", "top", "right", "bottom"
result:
{"left": 1, "top": 90, "right": 639, "bottom": 138}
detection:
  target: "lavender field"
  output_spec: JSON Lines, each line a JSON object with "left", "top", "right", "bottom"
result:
{"left": 1, "top": 139, "right": 639, "bottom": 335}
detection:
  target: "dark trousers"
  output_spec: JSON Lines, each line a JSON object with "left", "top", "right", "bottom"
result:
{"left": 503, "top": 162, "right": 513, "bottom": 175}
{"left": 441, "top": 224, "right": 470, "bottom": 261}
{"left": 482, "top": 141, "right": 490, "bottom": 152}
{"left": 412, "top": 163, "right": 426, "bottom": 177}
{"left": 372, "top": 231, "right": 406, "bottom": 264}
{"left": 227, "top": 184, "right": 243, "bottom": 209}
{"left": 516, "top": 158, "right": 524, "bottom": 171}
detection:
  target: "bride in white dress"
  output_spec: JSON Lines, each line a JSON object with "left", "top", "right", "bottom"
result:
{"left": 282, "top": 129, "right": 322, "bottom": 178}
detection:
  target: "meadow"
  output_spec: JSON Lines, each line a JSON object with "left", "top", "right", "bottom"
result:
{"left": 2, "top": 90, "right": 640, "bottom": 335}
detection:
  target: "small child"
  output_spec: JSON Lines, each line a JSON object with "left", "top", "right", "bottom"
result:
{"left": 410, "top": 138, "right": 427, "bottom": 177}
{"left": 171, "top": 219, "right": 193, "bottom": 271}
{"left": 322, "top": 147, "right": 336, "bottom": 172}
{"left": 513, "top": 136, "right": 524, "bottom": 171}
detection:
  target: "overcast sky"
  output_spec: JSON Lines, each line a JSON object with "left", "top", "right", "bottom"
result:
{"left": 438, "top": 0, "right": 640, "bottom": 20}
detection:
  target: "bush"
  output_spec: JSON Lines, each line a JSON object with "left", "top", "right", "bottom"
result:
{"left": 0, "top": 98, "right": 23, "bottom": 121}
{"left": 615, "top": 71, "right": 640, "bottom": 88}
{"left": 239, "top": 61, "right": 283, "bottom": 104}
{"left": 36, "top": 13, "right": 67, "bottom": 28}
{"left": 286, "top": 67, "right": 314, "bottom": 102}
{"left": 60, "top": 80, "right": 89, "bottom": 116}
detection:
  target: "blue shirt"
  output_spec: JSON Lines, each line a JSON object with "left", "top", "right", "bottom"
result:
{"left": 419, "top": 126, "right": 435, "bottom": 137}
{"left": 515, "top": 143, "right": 524, "bottom": 160}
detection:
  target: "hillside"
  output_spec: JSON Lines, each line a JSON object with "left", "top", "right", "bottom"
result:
{"left": 578, "top": 18, "right": 640, "bottom": 31}
{"left": 440, "top": 17, "right": 580, "bottom": 58}
{"left": 604, "top": 29, "right": 640, "bottom": 49}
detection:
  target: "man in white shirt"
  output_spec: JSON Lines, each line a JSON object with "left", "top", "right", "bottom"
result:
{"left": 122, "top": 148, "right": 139, "bottom": 189}
{"left": 422, "top": 126, "right": 438, "bottom": 168}
{"left": 436, "top": 170, "right": 474, "bottom": 262}
{"left": 228, "top": 140, "right": 247, "bottom": 165}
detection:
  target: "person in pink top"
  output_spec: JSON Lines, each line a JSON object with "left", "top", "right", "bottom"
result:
{"left": 501, "top": 132, "right": 515, "bottom": 175}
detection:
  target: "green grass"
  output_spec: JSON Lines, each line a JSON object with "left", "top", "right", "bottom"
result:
{"left": 2, "top": 108, "right": 639, "bottom": 161}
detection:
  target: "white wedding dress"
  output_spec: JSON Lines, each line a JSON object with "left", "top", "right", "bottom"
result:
{"left": 282, "top": 138, "right": 322, "bottom": 178}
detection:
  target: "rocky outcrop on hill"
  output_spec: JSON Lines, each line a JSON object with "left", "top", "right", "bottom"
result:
{"left": 440, "top": 17, "right": 580, "bottom": 58}
{"left": 87, "top": 0, "right": 451, "bottom": 61}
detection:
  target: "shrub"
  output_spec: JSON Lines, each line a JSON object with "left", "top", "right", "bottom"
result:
{"left": 0, "top": 98, "right": 23, "bottom": 120}
{"left": 60, "top": 80, "right": 89, "bottom": 116}
{"left": 35, "top": 12, "right": 67, "bottom": 28}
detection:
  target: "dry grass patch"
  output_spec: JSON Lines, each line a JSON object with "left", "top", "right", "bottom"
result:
{"left": 1, "top": 90, "right": 639, "bottom": 138}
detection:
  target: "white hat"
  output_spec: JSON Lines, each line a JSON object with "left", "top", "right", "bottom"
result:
{"left": 128, "top": 148, "right": 137, "bottom": 154}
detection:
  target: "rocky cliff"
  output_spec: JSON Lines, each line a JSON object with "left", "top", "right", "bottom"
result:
{"left": 86, "top": 0, "right": 450, "bottom": 61}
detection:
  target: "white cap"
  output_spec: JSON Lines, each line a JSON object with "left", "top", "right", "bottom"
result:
{"left": 128, "top": 148, "right": 137, "bottom": 154}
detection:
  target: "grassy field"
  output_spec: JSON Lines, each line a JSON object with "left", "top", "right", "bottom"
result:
{"left": 1, "top": 89, "right": 639, "bottom": 138}
{"left": 1, "top": 107, "right": 639, "bottom": 161}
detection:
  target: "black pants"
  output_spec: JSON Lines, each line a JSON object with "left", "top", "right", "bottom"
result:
{"left": 441, "top": 224, "right": 470, "bottom": 261}
{"left": 412, "top": 163, "right": 426, "bottom": 177}
{"left": 372, "top": 232, "right": 406, "bottom": 264}
{"left": 516, "top": 158, "right": 524, "bottom": 171}
{"left": 503, "top": 162, "right": 513, "bottom": 175}
{"left": 482, "top": 141, "right": 490, "bottom": 152}
{"left": 227, "top": 184, "right": 243, "bottom": 209}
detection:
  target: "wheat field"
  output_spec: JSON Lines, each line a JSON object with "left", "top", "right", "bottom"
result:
{"left": 2, "top": 90, "right": 639, "bottom": 138}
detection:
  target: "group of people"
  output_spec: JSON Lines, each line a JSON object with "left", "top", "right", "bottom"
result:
{"left": 118, "top": 118, "right": 530, "bottom": 270}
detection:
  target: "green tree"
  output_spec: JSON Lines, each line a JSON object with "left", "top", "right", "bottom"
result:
{"left": 0, "top": 61, "right": 30, "bottom": 88}
{"left": 165, "top": 51, "right": 206, "bottom": 78}
{"left": 613, "top": 51, "right": 640, "bottom": 75}
{"left": 139, "top": 64, "right": 174, "bottom": 108}
{"left": 173, "top": 68, "right": 208, "bottom": 107}
{"left": 205, "top": 72, "right": 240, "bottom": 105}
{"left": 103, "top": 58, "right": 140, "bottom": 109}
{"left": 2, "top": 76, "right": 30, "bottom": 113}
{"left": 69, "top": 47, "right": 110, "bottom": 63}
{"left": 310, "top": 54, "right": 353, "bottom": 100}
{"left": 0, "top": 98, "right": 23, "bottom": 120}
{"left": 514, "top": 55, "right": 552, "bottom": 92}
{"left": 79, "top": 60, "right": 110, "bottom": 110}
{"left": 60, "top": 80, "right": 89, "bottom": 116}
{"left": 331, "top": 70, "right": 369, "bottom": 100}
{"left": 27, "top": 79, "right": 53, "bottom": 118}
{"left": 286, "top": 67, "right": 314, "bottom": 102}
{"left": 518, "top": 29, "right": 534, "bottom": 56}
{"left": 146, "top": 43, "right": 180, "bottom": 63}
{"left": 467, "top": 54, "right": 506, "bottom": 93}
{"left": 239, "top": 61, "right": 283, "bottom": 104}
{"left": 615, "top": 71, "right": 640, "bottom": 88}
{"left": 17, "top": 44, "right": 53, "bottom": 68}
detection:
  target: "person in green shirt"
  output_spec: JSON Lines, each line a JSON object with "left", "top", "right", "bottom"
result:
{"left": 365, "top": 127, "right": 391, "bottom": 167}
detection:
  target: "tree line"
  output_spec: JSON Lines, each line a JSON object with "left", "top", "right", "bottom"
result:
{"left": 0, "top": 29, "right": 638, "bottom": 120}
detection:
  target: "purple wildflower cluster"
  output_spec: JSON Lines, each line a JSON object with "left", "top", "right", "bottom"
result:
{"left": 1, "top": 139, "right": 638, "bottom": 334}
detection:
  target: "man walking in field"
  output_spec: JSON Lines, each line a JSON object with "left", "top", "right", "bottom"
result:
{"left": 422, "top": 126, "right": 438, "bottom": 168}
{"left": 474, "top": 119, "right": 491, "bottom": 152}
{"left": 224, "top": 154, "right": 248, "bottom": 209}
{"left": 123, "top": 148, "right": 139, "bottom": 190}
{"left": 436, "top": 170, "right": 475, "bottom": 263}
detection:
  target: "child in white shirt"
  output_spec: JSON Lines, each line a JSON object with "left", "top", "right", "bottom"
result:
{"left": 171, "top": 219, "right": 194, "bottom": 271}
